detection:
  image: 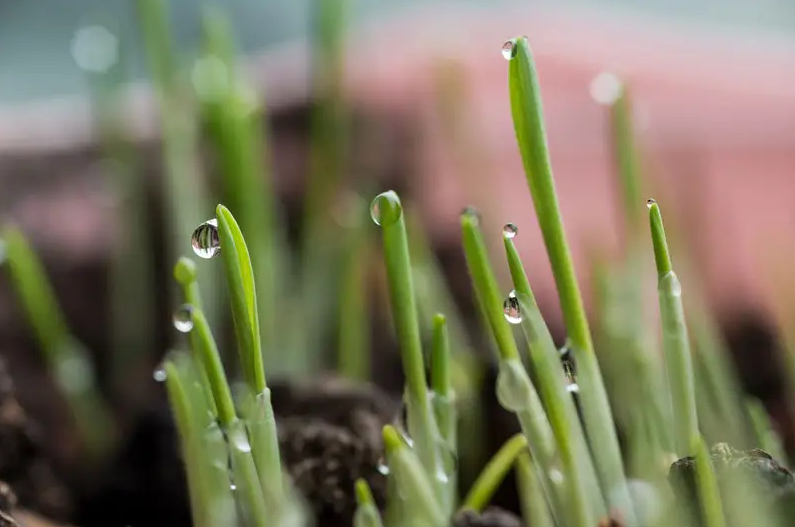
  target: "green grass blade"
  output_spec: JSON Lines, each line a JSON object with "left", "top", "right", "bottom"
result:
{"left": 505, "top": 237, "right": 604, "bottom": 522}
{"left": 215, "top": 204, "right": 265, "bottom": 392}
{"left": 3, "top": 226, "right": 113, "bottom": 457}
{"left": 507, "top": 37, "right": 632, "bottom": 521}
{"left": 354, "top": 479, "right": 385, "bottom": 527}
{"left": 692, "top": 437, "right": 726, "bottom": 527}
{"left": 382, "top": 425, "right": 446, "bottom": 526}
{"left": 649, "top": 200, "right": 698, "bottom": 456}
{"left": 460, "top": 433, "right": 527, "bottom": 512}
{"left": 516, "top": 453, "right": 555, "bottom": 527}
{"left": 240, "top": 386, "right": 284, "bottom": 509}
{"left": 371, "top": 191, "right": 440, "bottom": 494}
{"left": 430, "top": 313, "right": 457, "bottom": 513}
{"left": 227, "top": 419, "right": 269, "bottom": 527}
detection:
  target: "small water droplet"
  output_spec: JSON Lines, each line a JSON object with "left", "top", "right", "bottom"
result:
{"left": 503, "top": 223, "right": 518, "bottom": 239}
{"left": 370, "top": 191, "right": 403, "bottom": 227}
{"left": 501, "top": 39, "right": 518, "bottom": 60}
{"left": 377, "top": 460, "right": 390, "bottom": 476}
{"left": 589, "top": 72, "right": 623, "bottom": 105}
{"left": 55, "top": 353, "right": 93, "bottom": 393}
{"left": 173, "top": 305, "right": 195, "bottom": 333}
{"left": 153, "top": 366, "right": 167, "bottom": 382}
{"left": 503, "top": 290, "right": 522, "bottom": 324}
{"left": 230, "top": 483, "right": 237, "bottom": 491}
{"left": 229, "top": 427, "right": 252, "bottom": 453}
{"left": 563, "top": 360, "right": 579, "bottom": 393}
{"left": 646, "top": 198, "right": 656, "bottom": 209}
{"left": 549, "top": 469, "right": 564, "bottom": 484}
{"left": 191, "top": 218, "right": 221, "bottom": 259}
{"left": 460, "top": 205, "right": 481, "bottom": 226}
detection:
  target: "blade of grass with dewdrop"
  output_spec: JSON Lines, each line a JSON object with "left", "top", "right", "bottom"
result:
{"left": 460, "top": 210, "right": 564, "bottom": 524}
{"left": 430, "top": 314, "right": 457, "bottom": 513}
{"left": 370, "top": 191, "right": 441, "bottom": 499}
{"left": 337, "top": 197, "right": 372, "bottom": 381}
{"left": 2, "top": 226, "right": 113, "bottom": 458}
{"left": 382, "top": 425, "right": 446, "bottom": 527}
{"left": 505, "top": 238, "right": 603, "bottom": 522}
{"left": 164, "top": 353, "right": 237, "bottom": 527}
{"left": 215, "top": 205, "right": 283, "bottom": 503}
{"left": 648, "top": 201, "right": 698, "bottom": 456}
{"left": 87, "top": 29, "right": 155, "bottom": 399}
{"left": 135, "top": 0, "right": 218, "bottom": 326}
{"left": 506, "top": 37, "right": 633, "bottom": 521}
{"left": 199, "top": 10, "right": 284, "bottom": 372}
{"left": 354, "top": 479, "right": 385, "bottom": 527}
{"left": 461, "top": 434, "right": 527, "bottom": 513}
{"left": 516, "top": 453, "right": 555, "bottom": 527}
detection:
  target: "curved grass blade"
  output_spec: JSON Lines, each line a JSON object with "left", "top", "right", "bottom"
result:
{"left": 460, "top": 433, "right": 527, "bottom": 513}
{"left": 649, "top": 200, "right": 698, "bottom": 456}
{"left": 507, "top": 37, "right": 632, "bottom": 521}
{"left": 354, "top": 479, "right": 385, "bottom": 527}
{"left": 3, "top": 226, "right": 113, "bottom": 458}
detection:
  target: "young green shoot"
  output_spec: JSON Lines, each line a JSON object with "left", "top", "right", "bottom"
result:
{"left": 354, "top": 479, "right": 385, "bottom": 527}
{"left": 431, "top": 313, "right": 457, "bottom": 512}
{"left": 693, "top": 437, "right": 727, "bottom": 527}
{"left": 504, "top": 236, "right": 604, "bottom": 523}
{"left": 507, "top": 36, "right": 631, "bottom": 521}
{"left": 2, "top": 225, "right": 113, "bottom": 458}
{"left": 371, "top": 191, "right": 441, "bottom": 496}
{"left": 460, "top": 209, "right": 563, "bottom": 523}
{"left": 382, "top": 425, "right": 446, "bottom": 527}
{"left": 649, "top": 200, "right": 698, "bottom": 456}
{"left": 460, "top": 433, "right": 527, "bottom": 513}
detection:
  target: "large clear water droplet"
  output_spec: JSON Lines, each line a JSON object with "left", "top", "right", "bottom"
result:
{"left": 173, "top": 305, "right": 195, "bottom": 333}
{"left": 501, "top": 39, "right": 518, "bottom": 60}
{"left": 191, "top": 218, "right": 220, "bottom": 259}
{"left": 646, "top": 198, "right": 656, "bottom": 209}
{"left": 153, "top": 365, "right": 167, "bottom": 382}
{"left": 503, "top": 223, "right": 518, "bottom": 239}
{"left": 503, "top": 290, "right": 522, "bottom": 324}
{"left": 370, "top": 191, "right": 403, "bottom": 227}
{"left": 496, "top": 360, "right": 533, "bottom": 412}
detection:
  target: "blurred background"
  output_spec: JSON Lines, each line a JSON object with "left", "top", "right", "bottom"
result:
{"left": 1, "top": 0, "right": 795, "bottom": 526}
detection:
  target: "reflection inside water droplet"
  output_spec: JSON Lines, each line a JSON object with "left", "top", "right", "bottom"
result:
{"left": 503, "top": 290, "right": 522, "bottom": 324}
{"left": 173, "top": 305, "right": 195, "bottom": 333}
{"left": 501, "top": 39, "right": 518, "bottom": 60}
{"left": 191, "top": 218, "right": 220, "bottom": 259}
{"left": 503, "top": 223, "right": 518, "bottom": 239}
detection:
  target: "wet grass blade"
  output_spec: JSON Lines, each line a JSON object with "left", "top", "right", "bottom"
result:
{"left": 460, "top": 433, "right": 527, "bottom": 512}
{"left": 382, "top": 425, "right": 446, "bottom": 526}
{"left": 2, "top": 226, "right": 113, "bottom": 458}
{"left": 354, "top": 479, "right": 385, "bottom": 527}
{"left": 649, "top": 200, "right": 698, "bottom": 456}
{"left": 505, "top": 237, "right": 603, "bottom": 523}
{"left": 371, "top": 191, "right": 440, "bottom": 495}
{"left": 430, "top": 313, "right": 457, "bottom": 512}
{"left": 506, "top": 37, "right": 631, "bottom": 519}
{"left": 460, "top": 209, "right": 563, "bottom": 523}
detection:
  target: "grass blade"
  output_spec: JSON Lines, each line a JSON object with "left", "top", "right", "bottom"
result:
{"left": 3, "top": 226, "right": 113, "bottom": 458}
{"left": 516, "top": 453, "right": 555, "bottom": 527}
{"left": 354, "top": 479, "right": 385, "bottom": 527}
{"left": 431, "top": 314, "right": 457, "bottom": 513}
{"left": 460, "top": 433, "right": 527, "bottom": 512}
{"left": 649, "top": 200, "right": 698, "bottom": 456}
{"left": 692, "top": 437, "right": 726, "bottom": 527}
{"left": 506, "top": 36, "right": 631, "bottom": 521}
{"left": 371, "top": 191, "right": 440, "bottom": 496}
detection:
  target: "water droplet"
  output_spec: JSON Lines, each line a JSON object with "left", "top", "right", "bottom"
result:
{"left": 71, "top": 25, "right": 118, "bottom": 73}
{"left": 589, "top": 72, "right": 623, "bottom": 105}
{"left": 501, "top": 39, "right": 518, "bottom": 60}
{"left": 173, "top": 305, "right": 195, "bottom": 333}
{"left": 460, "top": 205, "right": 481, "bottom": 226}
{"left": 503, "top": 290, "right": 522, "bottom": 324}
{"left": 503, "top": 223, "right": 518, "bottom": 239}
{"left": 436, "top": 437, "right": 457, "bottom": 483}
{"left": 563, "top": 360, "right": 579, "bottom": 393}
{"left": 229, "top": 426, "right": 252, "bottom": 453}
{"left": 646, "top": 198, "right": 656, "bottom": 209}
{"left": 377, "top": 460, "right": 390, "bottom": 476}
{"left": 55, "top": 353, "right": 92, "bottom": 393}
{"left": 153, "top": 366, "right": 167, "bottom": 382}
{"left": 230, "top": 483, "right": 237, "bottom": 491}
{"left": 661, "top": 271, "right": 682, "bottom": 297}
{"left": 370, "top": 191, "right": 403, "bottom": 227}
{"left": 191, "top": 218, "right": 221, "bottom": 259}
{"left": 549, "top": 469, "right": 564, "bottom": 484}
{"left": 496, "top": 360, "right": 533, "bottom": 412}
